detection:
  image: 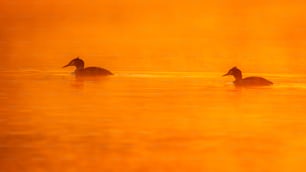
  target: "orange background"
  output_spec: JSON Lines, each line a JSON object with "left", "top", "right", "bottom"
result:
{"left": 1, "top": 0, "right": 306, "bottom": 73}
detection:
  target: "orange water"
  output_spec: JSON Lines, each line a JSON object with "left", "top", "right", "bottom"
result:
{"left": 0, "top": 71, "right": 306, "bottom": 172}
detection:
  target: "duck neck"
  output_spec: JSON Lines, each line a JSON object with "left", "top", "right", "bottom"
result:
{"left": 75, "top": 64, "right": 84, "bottom": 71}
{"left": 233, "top": 73, "right": 242, "bottom": 81}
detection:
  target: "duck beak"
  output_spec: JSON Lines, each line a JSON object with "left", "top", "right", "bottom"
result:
{"left": 222, "top": 73, "right": 229, "bottom": 77}
{"left": 63, "top": 63, "right": 71, "bottom": 68}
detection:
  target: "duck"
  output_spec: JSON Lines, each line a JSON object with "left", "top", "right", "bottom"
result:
{"left": 63, "top": 57, "right": 113, "bottom": 76}
{"left": 223, "top": 67, "right": 273, "bottom": 87}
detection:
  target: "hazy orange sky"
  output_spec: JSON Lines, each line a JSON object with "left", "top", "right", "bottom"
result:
{"left": 1, "top": 0, "right": 306, "bottom": 73}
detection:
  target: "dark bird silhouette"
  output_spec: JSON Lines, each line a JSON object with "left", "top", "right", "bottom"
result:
{"left": 223, "top": 67, "right": 273, "bottom": 87}
{"left": 63, "top": 57, "right": 113, "bottom": 76}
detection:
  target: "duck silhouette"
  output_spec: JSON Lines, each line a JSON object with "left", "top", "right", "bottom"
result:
{"left": 63, "top": 57, "right": 113, "bottom": 76}
{"left": 223, "top": 67, "right": 273, "bottom": 87}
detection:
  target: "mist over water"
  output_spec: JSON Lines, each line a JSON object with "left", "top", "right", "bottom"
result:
{"left": 1, "top": 0, "right": 306, "bottom": 171}
{"left": 1, "top": 0, "right": 306, "bottom": 73}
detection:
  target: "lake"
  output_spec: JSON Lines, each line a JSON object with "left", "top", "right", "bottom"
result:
{"left": 0, "top": 70, "right": 306, "bottom": 172}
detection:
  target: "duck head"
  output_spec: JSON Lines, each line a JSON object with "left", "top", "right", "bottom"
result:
{"left": 223, "top": 67, "right": 242, "bottom": 80}
{"left": 63, "top": 57, "right": 85, "bottom": 69}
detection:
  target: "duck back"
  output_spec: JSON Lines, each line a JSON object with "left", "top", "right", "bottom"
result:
{"left": 75, "top": 67, "right": 113, "bottom": 76}
{"left": 234, "top": 76, "right": 273, "bottom": 87}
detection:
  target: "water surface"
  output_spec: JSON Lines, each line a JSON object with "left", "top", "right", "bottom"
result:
{"left": 0, "top": 71, "right": 306, "bottom": 172}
